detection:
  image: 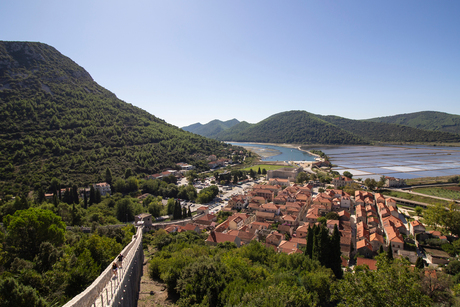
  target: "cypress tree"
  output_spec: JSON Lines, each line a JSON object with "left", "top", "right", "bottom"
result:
{"left": 72, "top": 184, "right": 79, "bottom": 204}
{"left": 379, "top": 245, "right": 384, "bottom": 254}
{"left": 319, "top": 226, "right": 330, "bottom": 265}
{"left": 188, "top": 206, "right": 192, "bottom": 217}
{"left": 37, "top": 187, "right": 45, "bottom": 204}
{"left": 53, "top": 194, "right": 59, "bottom": 207}
{"left": 83, "top": 192, "right": 88, "bottom": 209}
{"left": 387, "top": 244, "right": 394, "bottom": 261}
{"left": 329, "top": 224, "right": 343, "bottom": 279}
{"left": 306, "top": 225, "right": 314, "bottom": 258}
{"left": 182, "top": 207, "right": 187, "bottom": 219}
{"left": 258, "top": 167, "right": 261, "bottom": 174}
{"left": 63, "top": 188, "right": 71, "bottom": 205}
{"left": 105, "top": 167, "right": 113, "bottom": 185}
{"left": 89, "top": 185, "right": 95, "bottom": 206}
{"left": 415, "top": 257, "right": 424, "bottom": 269}
{"left": 173, "top": 200, "right": 181, "bottom": 219}
{"left": 95, "top": 190, "right": 101, "bottom": 204}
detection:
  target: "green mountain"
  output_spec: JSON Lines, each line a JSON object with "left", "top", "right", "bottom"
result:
{"left": 182, "top": 119, "right": 240, "bottom": 138}
{"left": 211, "top": 110, "right": 460, "bottom": 144}
{"left": 215, "top": 111, "right": 369, "bottom": 144}
{"left": 367, "top": 111, "right": 460, "bottom": 134}
{"left": 0, "top": 41, "right": 241, "bottom": 195}
{"left": 317, "top": 115, "right": 460, "bottom": 143}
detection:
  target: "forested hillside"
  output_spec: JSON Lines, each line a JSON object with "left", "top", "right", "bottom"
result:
{"left": 367, "top": 111, "right": 460, "bottom": 135}
{"left": 214, "top": 111, "right": 368, "bottom": 144}
{"left": 182, "top": 118, "right": 240, "bottom": 138}
{"left": 0, "top": 41, "right": 242, "bottom": 195}
{"left": 209, "top": 110, "right": 460, "bottom": 144}
{"left": 317, "top": 115, "right": 460, "bottom": 143}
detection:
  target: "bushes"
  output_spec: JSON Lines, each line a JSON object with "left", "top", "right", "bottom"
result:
{"left": 147, "top": 230, "right": 336, "bottom": 307}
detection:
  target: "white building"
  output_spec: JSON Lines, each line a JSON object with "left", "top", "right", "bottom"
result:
{"left": 93, "top": 182, "right": 111, "bottom": 196}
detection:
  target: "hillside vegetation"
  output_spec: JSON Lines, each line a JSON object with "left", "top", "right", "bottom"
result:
{"left": 317, "top": 115, "right": 460, "bottom": 143}
{"left": 368, "top": 111, "right": 460, "bottom": 134}
{"left": 0, "top": 41, "right": 242, "bottom": 195}
{"left": 215, "top": 111, "right": 369, "bottom": 144}
{"left": 182, "top": 118, "right": 240, "bottom": 138}
{"left": 203, "top": 110, "right": 460, "bottom": 145}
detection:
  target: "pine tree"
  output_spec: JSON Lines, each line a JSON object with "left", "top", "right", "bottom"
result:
{"left": 125, "top": 168, "right": 133, "bottom": 179}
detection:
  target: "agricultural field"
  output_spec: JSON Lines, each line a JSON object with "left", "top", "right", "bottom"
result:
{"left": 406, "top": 175, "right": 460, "bottom": 185}
{"left": 382, "top": 191, "right": 450, "bottom": 207}
{"left": 413, "top": 186, "right": 460, "bottom": 200}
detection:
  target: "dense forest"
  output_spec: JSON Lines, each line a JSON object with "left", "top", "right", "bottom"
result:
{"left": 182, "top": 119, "right": 240, "bottom": 138}
{"left": 0, "top": 41, "right": 246, "bottom": 196}
{"left": 214, "top": 111, "right": 369, "bottom": 145}
{"left": 368, "top": 111, "right": 460, "bottom": 135}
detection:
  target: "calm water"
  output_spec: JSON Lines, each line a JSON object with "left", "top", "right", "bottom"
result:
{"left": 232, "top": 143, "right": 460, "bottom": 180}
{"left": 230, "top": 143, "right": 316, "bottom": 162}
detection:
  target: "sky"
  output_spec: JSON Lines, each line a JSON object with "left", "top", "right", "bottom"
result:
{"left": 2, "top": 1, "right": 460, "bottom": 127}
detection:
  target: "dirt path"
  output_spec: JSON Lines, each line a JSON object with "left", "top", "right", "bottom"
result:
{"left": 137, "top": 248, "right": 177, "bottom": 307}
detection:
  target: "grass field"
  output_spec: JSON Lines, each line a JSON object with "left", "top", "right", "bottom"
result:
{"left": 382, "top": 191, "right": 450, "bottom": 207}
{"left": 413, "top": 187, "right": 460, "bottom": 200}
{"left": 242, "top": 164, "right": 294, "bottom": 172}
{"left": 406, "top": 175, "right": 460, "bottom": 185}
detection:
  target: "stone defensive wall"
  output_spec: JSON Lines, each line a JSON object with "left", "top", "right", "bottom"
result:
{"left": 63, "top": 226, "right": 144, "bottom": 307}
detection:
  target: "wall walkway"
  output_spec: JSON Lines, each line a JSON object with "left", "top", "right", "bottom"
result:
{"left": 63, "top": 226, "right": 144, "bottom": 307}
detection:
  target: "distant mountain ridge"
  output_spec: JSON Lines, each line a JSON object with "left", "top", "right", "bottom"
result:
{"left": 215, "top": 111, "right": 369, "bottom": 144}
{"left": 182, "top": 119, "right": 240, "bottom": 138}
{"left": 0, "top": 41, "right": 240, "bottom": 194}
{"left": 190, "top": 111, "right": 460, "bottom": 144}
{"left": 367, "top": 111, "right": 460, "bottom": 134}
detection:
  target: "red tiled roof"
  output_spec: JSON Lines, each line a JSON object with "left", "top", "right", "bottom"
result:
{"left": 356, "top": 257, "right": 377, "bottom": 270}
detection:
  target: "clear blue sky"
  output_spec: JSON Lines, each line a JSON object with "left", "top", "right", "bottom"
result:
{"left": 2, "top": 1, "right": 459, "bottom": 127}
